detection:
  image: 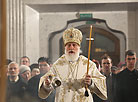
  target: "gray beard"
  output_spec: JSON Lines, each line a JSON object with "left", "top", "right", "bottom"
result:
{"left": 9, "top": 75, "right": 18, "bottom": 82}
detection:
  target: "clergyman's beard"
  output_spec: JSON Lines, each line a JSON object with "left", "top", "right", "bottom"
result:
{"left": 65, "top": 49, "right": 80, "bottom": 62}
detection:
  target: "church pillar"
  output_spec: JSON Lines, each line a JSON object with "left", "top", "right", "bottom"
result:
{"left": 7, "top": 0, "right": 25, "bottom": 63}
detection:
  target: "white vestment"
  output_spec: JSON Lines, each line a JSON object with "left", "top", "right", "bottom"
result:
{"left": 38, "top": 54, "right": 107, "bottom": 102}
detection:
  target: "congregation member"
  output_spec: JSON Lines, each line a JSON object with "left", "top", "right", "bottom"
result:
{"left": 93, "top": 54, "right": 116, "bottom": 102}
{"left": 6, "top": 62, "right": 27, "bottom": 102}
{"left": 101, "top": 54, "right": 116, "bottom": 102}
{"left": 30, "top": 63, "right": 40, "bottom": 77}
{"left": 19, "top": 65, "right": 31, "bottom": 82}
{"left": 20, "top": 56, "right": 30, "bottom": 67}
{"left": 115, "top": 50, "right": 138, "bottom": 102}
{"left": 27, "top": 57, "right": 55, "bottom": 102}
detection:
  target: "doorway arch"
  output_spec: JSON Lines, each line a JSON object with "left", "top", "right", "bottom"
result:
{"left": 49, "top": 18, "right": 126, "bottom": 66}
{"left": 79, "top": 25, "right": 120, "bottom": 66}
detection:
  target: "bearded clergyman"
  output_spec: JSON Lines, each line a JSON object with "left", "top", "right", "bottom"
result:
{"left": 38, "top": 28, "right": 107, "bottom": 102}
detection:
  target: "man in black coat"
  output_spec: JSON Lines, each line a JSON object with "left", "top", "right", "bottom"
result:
{"left": 6, "top": 62, "right": 27, "bottom": 102}
{"left": 27, "top": 57, "right": 55, "bottom": 102}
{"left": 115, "top": 50, "right": 138, "bottom": 102}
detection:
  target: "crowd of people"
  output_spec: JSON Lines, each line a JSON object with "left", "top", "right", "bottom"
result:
{"left": 6, "top": 56, "right": 55, "bottom": 102}
{"left": 5, "top": 28, "right": 138, "bottom": 102}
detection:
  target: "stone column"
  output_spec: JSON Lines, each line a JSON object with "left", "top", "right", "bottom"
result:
{"left": 7, "top": 0, "right": 25, "bottom": 63}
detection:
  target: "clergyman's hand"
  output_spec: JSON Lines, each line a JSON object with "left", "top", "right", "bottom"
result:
{"left": 84, "top": 74, "right": 92, "bottom": 86}
{"left": 44, "top": 76, "right": 52, "bottom": 86}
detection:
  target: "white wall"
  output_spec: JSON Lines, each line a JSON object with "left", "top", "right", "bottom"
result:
{"left": 25, "top": 5, "right": 40, "bottom": 64}
{"left": 39, "top": 11, "right": 128, "bottom": 62}
{"left": 39, "top": 12, "right": 77, "bottom": 60}
{"left": 127, "top": 11, "right": 136, "bottom": 51}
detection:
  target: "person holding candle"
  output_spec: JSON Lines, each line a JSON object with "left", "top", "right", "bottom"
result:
{"left": 38, "top": 27, "right": 107, "bottom": 102}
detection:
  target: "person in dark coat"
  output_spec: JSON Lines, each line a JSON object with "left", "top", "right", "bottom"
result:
{"left": 6, "top": 62, "right": 27, "bottom": 102}
{"left": 26, "top": 57, "right": 55, "bottom": 102}
{"left": 115, "top": 50, "right": 138, "bottom": 102}
{"left": 93, "top": 54, "right": 117, "bottom": 102}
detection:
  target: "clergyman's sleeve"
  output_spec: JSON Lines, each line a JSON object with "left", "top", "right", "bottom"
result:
{"left": 88, "top": 63, "right": 107, "bottom": 100}
{"left": 38, "top": 70, "right": 54, "bottom": 99}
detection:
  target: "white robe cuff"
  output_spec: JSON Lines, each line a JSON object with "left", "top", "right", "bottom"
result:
{"left": 88, "top": 80, "right": 95, "bottom": 90}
